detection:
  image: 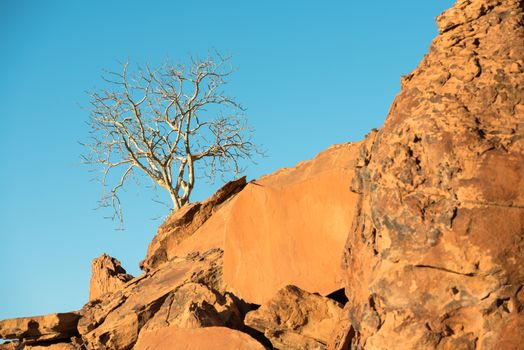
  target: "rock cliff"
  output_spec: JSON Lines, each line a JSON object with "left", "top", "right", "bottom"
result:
{"left": 1, "top": 0, "right": 522, "bottom": 349}
{"left": 342, "top": 0, "right": 524, "bottom": 349}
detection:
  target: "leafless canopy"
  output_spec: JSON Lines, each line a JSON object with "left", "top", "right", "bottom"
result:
{"left": 83, "top": 54, "right": 258, "bottom": 224}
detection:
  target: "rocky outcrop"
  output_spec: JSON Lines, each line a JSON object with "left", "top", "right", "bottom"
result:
{"left": 0, "top": 313, "right": 80, "bottom": 343}
{"left": 79, "top": 248, "right": 228, "bottom": 350}
{"left": 342, "top": 0, "right": 524, "bottom": 349}
{"left": 245, "top": 285, "right": 345, "bottom": 349}
{"left": 224, "top": 144, "right": 361, "bottom": 304}
{"left": 140, "top": 177, "right": 246, "bottom": 272}
{"left": 2, "top": 1, "right": 523, "bottom": 349}
{"left": 89, "top": 254, "right": 133, "bottom": 301}
{"left": 134, "top": 326, "right": 266, "bottom": 350}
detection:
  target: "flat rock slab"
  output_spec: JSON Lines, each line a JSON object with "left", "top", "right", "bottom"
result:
{"left": 224, "top": 143, "right": 361, "bottom": 304}
{"left": 0, "top": 313, "right": 80, "bottom": 341}
{"left": 134, "top": 326, "right": 266, "bottom": 350}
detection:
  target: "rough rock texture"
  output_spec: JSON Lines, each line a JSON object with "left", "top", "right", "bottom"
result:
{"left": 78, "top": 248, "right": 227, "bottom": 350}
{"left": 224, "top": 144, "right": 360, "bottom": 304}
{"left": 342, "top": 0, "right": 524, "bottom": 349}
{"left": 134, "top": 326, "right": 266, "bottom": 350}
{"left": 140, "top": 177, "right": 246, "bottom": 272}
{"left": 89, "top": 254, "right": 133, "bottom": 301}
{"left": 2, "top": 1, "right": 523, "bottom": 350}
{"left": 140, "top": 282, "right": 242, "bottom": 331}
{"left": 0, "top": 313, "right": 80, "bottom": 342}
{"left": 0, "top": 343, "right": 76, "bottom": 350}
{"left": 326, "top": 304, "right": 354, "bottom": 350}
{"left": 22, "top": 344, "right": 76, "bottom": 350}
{"left": 0, "top": 342, "right": 19, "bottom": 350}
{"left": 245, "top": 285, "right": 344, "bottom": 350}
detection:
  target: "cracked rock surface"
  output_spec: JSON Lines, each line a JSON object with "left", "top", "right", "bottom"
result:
{"left": 89, "top": 254, "right": 133, "bottom": 302}
{"left": 342, "top": 0, "right": 524, "bottom": 349}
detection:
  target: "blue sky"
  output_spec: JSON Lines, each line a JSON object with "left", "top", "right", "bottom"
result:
{"left": 0, "top": 0, "right": 454, "bottom": 319}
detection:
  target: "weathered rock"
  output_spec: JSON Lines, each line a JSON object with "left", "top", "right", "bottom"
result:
{"left": 327, "top": 304, "right": 353, "bottom": 350}
{"left": 342, "top": 0, "right": 524, "bottom": 349}
{"left": 22, "top": 343, "right": 76, "bottom": 349}
{"left": 140, "top": 177, "right": 246, "bottom": 272}
{"left": 141, "top": 282, "right": 242, "bottom": 331}
{"left": 245, "top": 285, "right": 344, "bottom": 350}
{"left": 0, "top": 341, "right": 19, "bottom": 350}
{"left": 0, "top": 314, "right": 80, "bottom": 342}
{"left": 79, "top": 248, "right": 224, "bottom": 350}
{"left": 89, "top": 254, "right": 133, "bottom": 301}
{"left": 224, "top": 144, "right": 360, "bottom": 304}
{"left": 134, "top": 326, "right": 266, "bottom": 350}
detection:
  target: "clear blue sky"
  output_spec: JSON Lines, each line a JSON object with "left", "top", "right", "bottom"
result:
{"left": 0, "top": 0, "right": 454, "bottom": 319}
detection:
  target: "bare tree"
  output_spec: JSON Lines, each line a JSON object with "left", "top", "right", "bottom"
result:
{"left": 83, "top": 54, "right": 258, "bottom": 224}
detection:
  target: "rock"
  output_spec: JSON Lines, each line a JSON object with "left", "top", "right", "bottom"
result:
{"left": 0, "top": 341, "right": 19, "bottom": 350}
{"left": 140, "top": 177, "right": 246, "bottom": 272}
{"left": 342, "top": 0, "right": 524, "bottom": 348}
{"left": 245, "top": 285, "right": 344, "bottom": 350}
{"left": 167, "top": 194, "right": 238, "bottom": 259}
{"left": 0, "top": 313, "right": 80, "bottom": 342}
{"left": 89, "top": 254, "right": 133, "bottom": 301}
{"left": 134, "top": 326, "right": 266, "bottom": 350}
{"left": 141, "top": 282, "right": 242, "bottom": 331}
{"left": 327, "top": 304, "right": 353, "bottom": 350}
{"left": 79, "top": 248, "right": 225, "bottom": 350}
{"left": 22, "top": 343, "right": 76, "bottom": 349}
{"left": 224, "top": 144, "right": 361, "bottom": 304}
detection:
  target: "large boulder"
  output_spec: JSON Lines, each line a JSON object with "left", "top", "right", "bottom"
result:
{"left": 0, "top": 313, "right": 80, "bottom": 343}
{"left": 134, "top": 326, "right": 266, "bottom": 350}
{"left": 245, "top": 285, "right": 344, "bottom": 350}
{"left": 140, "top": 282, "right": 242, "bottom": 331}
{"left": 224, "top": 144, "right": 361, "bottom": 304}
{"left": 342, "top": 0, "right": 524, "bottom": 349}
{"left": 89, "top": 254, "right": 133, "bottom": 301}
{"left": 21, "top": 344, "right": 76, "bottom": 350}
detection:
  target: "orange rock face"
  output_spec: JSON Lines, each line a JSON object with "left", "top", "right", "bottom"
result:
{"left": 134, "top": 326, "right": 266, "bottom": 350}
{"left": 224, "top": 143, "right": 361, "bottom": 304}
{"left": 89, "top": 254, "right": 133, "bottom": 301}
{"left": 342, "top": 0, "right": 524, "bottom": 348}
{"left": 140, "top": 177, "right": 246, "bottom": 272}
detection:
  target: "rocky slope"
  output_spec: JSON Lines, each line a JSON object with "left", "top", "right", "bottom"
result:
{"left": 1, "top": 0, "right": 522, "bottom": 349}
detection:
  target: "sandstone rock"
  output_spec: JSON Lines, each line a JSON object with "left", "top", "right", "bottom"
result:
{"left": 0, "top": 341, "right": 19, "bottom": 350}
{"left": 134, "top": 326, "right": 266, "bottom": 350}
{"left": 0, "top": 313, "right": 80, "bottom": 342}
{"left": 79, "top": 248, "right": 225, "bottom": 350}
{"left": 245, "top": 285, "right": 344, "bottom": 350}
{"left": 327, "top": 304, "right": 353, "bottom": 350}
{"left": 167, "top": 195, "right": 238, "bottom": 258}
{"left": 22, "top": 343, "right": 76, "bottom": 349}
{"left": 342, "top": 0, "right": 524, "bottom": 348}
{"left": 141, "top": 282, "right": 241, "bottom": 331}
{"left": 140, "top": 177, "right": 246, "bottom": 272}
{"left": 224, "top": 144, "right": 360, "bottom": 304}
{"left": 89, "top": 254, "right": 133, "bottom": 301}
